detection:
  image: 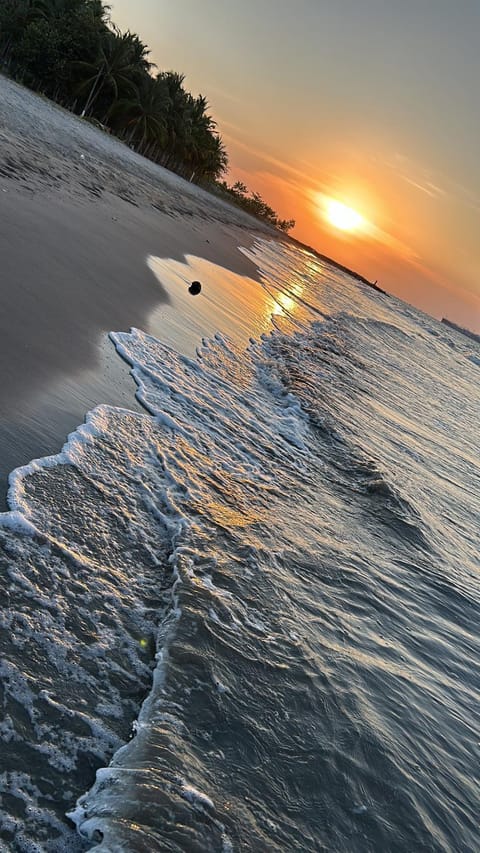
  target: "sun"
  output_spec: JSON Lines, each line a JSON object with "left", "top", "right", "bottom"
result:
{"left": 324, "top": 199, "right": 365, "bottom": 232}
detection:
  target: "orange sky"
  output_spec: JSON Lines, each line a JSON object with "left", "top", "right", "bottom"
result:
{"left": 110, "top": 0, "right": 480, "bottom": 333}
{"left": 224, "top": 132, "right": 480, "bottom": 331}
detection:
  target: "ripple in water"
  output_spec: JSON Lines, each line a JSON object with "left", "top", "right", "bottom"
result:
{"left": 0, "top": 240, "right": 479, "bottom": 852}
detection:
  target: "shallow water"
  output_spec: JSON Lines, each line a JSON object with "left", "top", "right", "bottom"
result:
{"left": 0, "top": 240, "right": 479, "bottom": 852}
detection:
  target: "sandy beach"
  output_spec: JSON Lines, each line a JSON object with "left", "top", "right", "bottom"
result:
{"left": 0, "top": 76, "right": 277, "bottom": 505}
{"left": 2, "top": 8, "right": 480, "bottom": 851}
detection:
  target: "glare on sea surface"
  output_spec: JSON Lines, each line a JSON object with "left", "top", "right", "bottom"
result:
{"left": 147, "top": 254, "right": 305, "bottom": 347}
{"left": 270, "top": 279, "right": 304, "bottom": 316}
{"left": 272, "top": 291, "right": 296, "bottom": 316}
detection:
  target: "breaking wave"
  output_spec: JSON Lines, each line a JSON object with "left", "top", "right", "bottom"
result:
{"left": 1, "top": 240, "right": 479, "bottom": 852}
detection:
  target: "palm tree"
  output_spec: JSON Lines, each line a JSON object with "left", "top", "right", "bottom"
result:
{"left": 179, "top": 94, "right": 228, "bottom": 180}
{"left": 0, "top": 0, "right": 40, "bottom": 62}
{"left": 156, "top": 71, "right": 190, "bottom": 167}
{"left": 108, "top": 74, "right": 169, "bottom": 154}
{"left": 0, "top": 0, "right": 293, "bottom": 221}
{"left": 192, "top": 128, "right": 228, "bottom": 181}
{"left": 30, "top": 0, "right": 107, "bottom": 21}
{"left": 75, "top": 27, "right": 148, "bottom": 117}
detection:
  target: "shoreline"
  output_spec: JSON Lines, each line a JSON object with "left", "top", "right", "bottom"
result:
{"left": 0, "top": 184, "right": 265, "bottom": 507}
{"left": 0, "top": 77, "right": 275, "bottom": 506}
{"left": 0, "top": 76, "right": 376, "bottom": 507}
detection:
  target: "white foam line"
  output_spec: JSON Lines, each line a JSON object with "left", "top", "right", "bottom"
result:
{"left": 4, "top": 404, "right": 142, "bottom": 521}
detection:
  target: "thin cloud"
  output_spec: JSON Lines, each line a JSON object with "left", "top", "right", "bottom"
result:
{"left": 222, "top": 133, "right": 317, "bottom": 184}
{"left": 403, "top": 176, "right": 445, "bottom": 198}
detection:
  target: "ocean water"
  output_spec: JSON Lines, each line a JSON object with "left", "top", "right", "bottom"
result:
{"left": 0, "top": 239, "right": 479, "bottom": 852}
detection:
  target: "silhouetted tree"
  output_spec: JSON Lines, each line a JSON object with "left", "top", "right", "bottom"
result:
{"left": 0, "top": 0, "right": 294, "bottom": 209}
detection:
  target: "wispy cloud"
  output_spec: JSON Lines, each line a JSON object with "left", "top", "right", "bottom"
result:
{"left": 200, "top": 85, "right": 245, "bottom": 108}
{"left": 402, "top": 176, "right": 446, "bottom": 198}
{"left": 371, "top": 151, "right": 447, "bottom": 199}
{"left": 222, "top": 134, "right": 451, "bottom": 275}
{"left": 378, "top": 150, "right": 480, "bottom": 212}
{"left": 222, "top": 132, "right": 321, "bottom": 186}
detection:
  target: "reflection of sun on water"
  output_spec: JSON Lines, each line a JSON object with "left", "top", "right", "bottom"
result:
{"left": 272, "top": 292, "right": 296, "bottom": 315}
{"left": 272, "top": 280, "right": 303, "bottom": 316}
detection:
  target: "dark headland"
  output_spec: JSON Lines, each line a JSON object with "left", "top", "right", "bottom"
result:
{"left": 441, "top": 318, "right": 480, "bottom": 344}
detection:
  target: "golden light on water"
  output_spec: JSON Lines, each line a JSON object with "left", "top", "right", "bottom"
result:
{"left": 272, "top": 292, "right": 296, "bottom": 315}
{"left": 271, "top": 280, "right": 303, "bottom": 316}
{"left": 324, "top": 199, "right": 365, "bottom": 232}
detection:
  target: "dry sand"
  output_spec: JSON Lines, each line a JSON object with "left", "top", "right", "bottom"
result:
{"left": 0, "top": 76, "right": 280, "bottom": 506}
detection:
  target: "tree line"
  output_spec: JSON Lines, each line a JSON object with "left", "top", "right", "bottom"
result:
{"left": 216, "top": 181, "right": 295, "bottom": 233}
{"left": 0, "top": 0, "right": 295, "bottom": 232}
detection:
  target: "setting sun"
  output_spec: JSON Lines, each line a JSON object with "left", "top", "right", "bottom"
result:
{"left": 324, "top": 199, "right": 365, "bottom": 232}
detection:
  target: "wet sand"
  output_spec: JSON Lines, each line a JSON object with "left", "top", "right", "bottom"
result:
{"left": 0, "top": 76, "right": 275, "bottom": 505}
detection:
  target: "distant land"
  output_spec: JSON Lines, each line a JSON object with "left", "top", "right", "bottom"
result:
{"left": 441, "top": 318, "right": 480, "bottom": 344}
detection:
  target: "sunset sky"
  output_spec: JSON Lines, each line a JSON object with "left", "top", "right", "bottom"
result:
{"left": 110, "top": 0, "right": 480, "bottom": 331}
